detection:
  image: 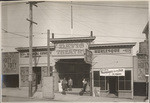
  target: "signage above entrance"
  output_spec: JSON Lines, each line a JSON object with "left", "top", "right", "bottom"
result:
{"left": 53, "top": 43, "right": 88, "bottom": 56}
{"left": 100, "top": 68, "right": 125, "bottom": 76}
{"left": 94, "top": 48, "right": 131, "bottom": 54}
{"left": 20, "top": 51, "right": 48, "bottom": 58}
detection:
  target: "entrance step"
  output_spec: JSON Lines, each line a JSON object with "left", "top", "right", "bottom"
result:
{"left": 107, "top": 93, "right": 118, "bottom": 98}
{"left": 32, "top": 91, "right": 42, "bottom": 99}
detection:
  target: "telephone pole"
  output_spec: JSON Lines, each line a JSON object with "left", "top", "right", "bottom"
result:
{"left": 47, "top": 30, "right": 50, "bottom": 76}
{"left": 26, "top": 1, "right": 38, "bottom": 97}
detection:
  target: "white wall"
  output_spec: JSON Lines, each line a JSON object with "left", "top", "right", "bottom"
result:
{"left": 93, "top": 54, "right": 133, "bottom": 69}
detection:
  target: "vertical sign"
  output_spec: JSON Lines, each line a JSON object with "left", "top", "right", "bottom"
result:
{"left": 84, "top": 49, "right": 92, "bottom": 64}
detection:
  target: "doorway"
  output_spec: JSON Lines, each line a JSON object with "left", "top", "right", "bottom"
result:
{"left": 56, "top": 59, "right": 91, "bottom": 88}
{"left": 33, "top": 67, "right": 41, "bottom": 87}
{"left": 109, "top": 76, "right": 118, "bottom": 95}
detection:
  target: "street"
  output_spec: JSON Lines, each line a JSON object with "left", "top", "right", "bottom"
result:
{"left": 2, "top": 88, "right": 148, "bottom": 102}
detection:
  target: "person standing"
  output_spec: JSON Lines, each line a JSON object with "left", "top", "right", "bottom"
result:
{"left": 68, "top": 77, "right": 73, "bottom": 91}
{"left": 82, "top": 78, "right": 87, "bottom": 92}
{"left": 62, "top": 77, "right": 67, "bottom": 94}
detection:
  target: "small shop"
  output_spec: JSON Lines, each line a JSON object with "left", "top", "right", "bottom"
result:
{"left": 89, "top": 43, "right": 135, "bottom": 98}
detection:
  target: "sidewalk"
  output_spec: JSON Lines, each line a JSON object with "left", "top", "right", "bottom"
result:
{"left": 2, "top": 88, "right": 148, "bottom": 102}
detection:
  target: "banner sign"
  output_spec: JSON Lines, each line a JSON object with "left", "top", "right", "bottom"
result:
{"left": 94, "top": 48, "right": 131, "bottom": 54}
{"left": 53, "top": 43, "right": 88, "bottom": 56}
{"left": 84, "top": 49, "right": 92, "bottom": 64}
{"left": 2, "top": 52, "right": 19, "bottom": 74}
{"left": 100, "top": 68, "right": 125, "bottom": 76}
{"left": 20, "top": 51, "right": 48, "bottom": 58}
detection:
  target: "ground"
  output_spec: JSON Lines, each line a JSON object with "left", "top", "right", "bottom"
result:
{"left": 2, "top": 88, "right": 149, "bottom": 102}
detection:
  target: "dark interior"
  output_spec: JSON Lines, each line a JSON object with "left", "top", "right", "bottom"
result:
{"left": 56, "top": 59, "right": 91, "bottom": 88}
{"left": 134, "top": 82, "right": 148, "bottom": 96}
{"left": 2, "top": 75, "right": 19, "bottom": 87}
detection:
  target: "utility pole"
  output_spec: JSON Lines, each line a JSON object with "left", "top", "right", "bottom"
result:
{"left": 26, "top": 1, "right": 38, "bottom": 97}
{"left": 47, "top": 30, "right": 50, "bottom": 76}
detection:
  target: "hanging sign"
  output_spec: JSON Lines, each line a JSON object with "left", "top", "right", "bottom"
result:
{"left": 84, "top": 49, "right": 92, "bottom": 64}
{"left": 100, "top": 68, "right": 125, "bottom": 76}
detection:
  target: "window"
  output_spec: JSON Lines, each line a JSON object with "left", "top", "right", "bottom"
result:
{"left": 94, "top": 71, "right": 100, "bottom": 87}
{"left": 119, "top": 70, "right": 131, "bottom": 90}
{"left": 93, "top": 71, "right": 108, "bottom": 90}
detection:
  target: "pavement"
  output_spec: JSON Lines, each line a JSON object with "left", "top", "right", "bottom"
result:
{"left": 2, "top": 88, "right": 149, "bottom": 102}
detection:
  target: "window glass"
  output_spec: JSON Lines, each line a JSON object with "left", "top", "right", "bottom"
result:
{"left": 119, "top": 80, "right": 124, "bottom": 90}
{"left": 100, "top": 76, "right": 105, "bottom": 80}
{"left": 119, "top": 70, "right": 131, "bottom": 90}
{"left": 94, "top": 71, "right": 99, "bottom": 80}
{"left": 125, "top": 71, "right": 131, "bottom": 80}
{"left": 125, "top": 81, "right": 131, "bottom": 90}
{"left": 100, "top": 80, "right": 105, "bottom": 90}
{"left": 119, "top": 76, "right": 124, "bottom": 80}
{"left": 94, "top": 80, "right": 100, "bottom": 87}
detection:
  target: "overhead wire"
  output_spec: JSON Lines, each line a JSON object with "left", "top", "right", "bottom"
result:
{"left": 2, "top": 29, "right": 28, "bottom": 38}
{"left": 49, "top": 1, "right": 148, "bottom": 9}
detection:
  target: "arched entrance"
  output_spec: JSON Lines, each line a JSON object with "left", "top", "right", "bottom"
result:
{"left": 56, "top": 59, "right": 91, "bottom": 88}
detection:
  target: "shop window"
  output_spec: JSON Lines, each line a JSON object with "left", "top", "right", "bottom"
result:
{"left": 119, "top": 70, "right": 131, "bottom": 90}
{"left": 94, "top": 71, "right": 100, "bottom": 87}
{"left": 93, "top": 71, "right": 108, "bottom": 90}
{"left": 100, "top": 76, "right": 108, "bottom": 90}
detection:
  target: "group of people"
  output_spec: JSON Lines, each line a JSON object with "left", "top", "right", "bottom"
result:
{"left": 59, "top": 77, "right": 89, "bottom": 95}
{"left": 61, "top": 77, "right": 73, "bottom": 92}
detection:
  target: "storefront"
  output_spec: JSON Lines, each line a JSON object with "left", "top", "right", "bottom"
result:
{"left": 89, "top": 43, "right": 136, "bottom": 98}
{"left": 16, "top": 35, "right": 136, "bottom": 98}
{"left": 2, "top": 52, "right": 19, "bottom": 88}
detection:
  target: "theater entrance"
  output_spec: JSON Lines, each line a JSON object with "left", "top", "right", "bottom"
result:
{"left": 56, "top": 59, "right": 91, "bottom": 88}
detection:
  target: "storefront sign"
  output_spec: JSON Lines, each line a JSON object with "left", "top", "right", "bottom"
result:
{"left": 2, "top": 52, "right": 19, "bottom": 74}
{"left": 20, "top": 51, "right": 48, "bottom": 58}
{"left": 53, "top": 43, "right": 88, "bottom": 56}
{"left": 84, "top": 49, "right": 92, "bottom": 64}
{"left": 100, "top": 68, "right": 125, "bottom": 76}
{"left": 94, "top": 48, "right": 131, "bottom": 54}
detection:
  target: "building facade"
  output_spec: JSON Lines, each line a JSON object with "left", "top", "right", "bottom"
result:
{"left": 12, "top": 35, "right": 136, "bottom": 98}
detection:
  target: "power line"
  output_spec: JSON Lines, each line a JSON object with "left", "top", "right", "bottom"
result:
{"left": 49, "top": 1, "right": 148, "bottom": 9}
{"left": 2, "top": 29, "right": 28, "bottom": 38}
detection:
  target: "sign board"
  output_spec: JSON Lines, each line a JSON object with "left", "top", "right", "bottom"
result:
{"left": 84, "top": 49, "right": 92, "bottom": 64}
{"left": 20, "top": 51, "right": 48, "bottom": 58}
{"left": 100, "top": 68, "right": 125, "bottom": 76}
{"left": 94, "top": 48, "right": 131, "bottom": 54}
{"left": 52, "top": 43, "right": 88, "bottom": 56}
{"left": 2, "top": 52, "right": 19, "bottom": 74}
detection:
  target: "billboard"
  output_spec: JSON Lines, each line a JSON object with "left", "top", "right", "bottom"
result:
{"left": 2, "top": 52, "right": 19, "bottom": 74}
